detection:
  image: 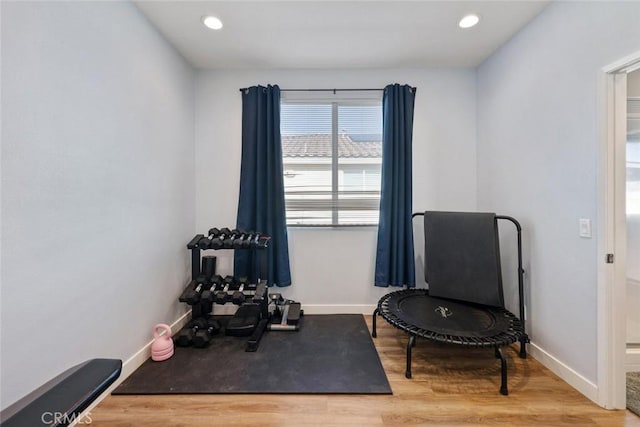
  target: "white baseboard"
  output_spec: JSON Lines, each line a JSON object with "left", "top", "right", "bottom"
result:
{"left": 211, "top": 303, "right": 377, "bottom": 316}
{"left": 216, "top": 303, "right": 378, "bottom": 315}
{"left": 529, "top": 342, "right": 599, "bottom": 404}
{"left": 626, "top": 347, "right": 640, "bottom": 372}
{"left": 118, "top": 310, "right": 193, "bottom": 380}
{"left": 301, "top": 304, "right": 377, "bottom": 315}
{"left": 70, "top": 310, "right": 192, "bottom": 426}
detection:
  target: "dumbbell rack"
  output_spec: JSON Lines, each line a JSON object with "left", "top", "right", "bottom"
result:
{"left": 184, "top": 232, "right": 271, "bottom": 351}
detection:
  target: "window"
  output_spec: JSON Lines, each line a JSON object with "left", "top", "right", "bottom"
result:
{"left": 281, "top": 94, "right": 382, "bottom": 226}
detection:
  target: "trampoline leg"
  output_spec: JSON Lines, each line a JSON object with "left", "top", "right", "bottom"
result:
{"left": 495, "top": 347, "right": 508, "bottom": 396}
{"left": 519, "top": 336, "right": 528, "bottom": 359}
{"left": 372, "top": 308, "right": 379, "bottom": 338}
{"left": 405, "top": 335, "right": 415, "bottom": 379}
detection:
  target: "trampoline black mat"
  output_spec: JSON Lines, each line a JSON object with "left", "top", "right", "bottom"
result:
{"left": 387, "top": 292, "right": 511, "bottom": 337}
{"left": 377, "top": 289, "right": 524, "bottom": 347}
{"left": 114, "top": 314, "right": 392, "bottom": 395}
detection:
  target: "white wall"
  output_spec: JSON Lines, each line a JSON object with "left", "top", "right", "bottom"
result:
{"left": 476, "top": 1, "right": 640, "bottom": 385}
{"left": 1, "top": 2, "right": 195, "bottom": 409}
{"left": 195, "top": 68, "right": 477, "bottom": 306}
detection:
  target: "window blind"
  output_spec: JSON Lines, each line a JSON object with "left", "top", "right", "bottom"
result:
{"left": 281, "top": 99, "right": 382, "bottom": 226}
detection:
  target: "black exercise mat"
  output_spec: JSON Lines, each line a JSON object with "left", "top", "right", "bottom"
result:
{"left": 114, "top": 314, "right": 391, "bottom": 394}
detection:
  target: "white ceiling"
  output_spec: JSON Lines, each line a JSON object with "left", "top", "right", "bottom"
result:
{"left": 134, "top": 1, "right": 550, "bottom": 70}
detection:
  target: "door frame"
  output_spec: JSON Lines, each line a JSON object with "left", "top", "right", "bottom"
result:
{"left": 598, "top": 51, "right": 640, "bottom": 409}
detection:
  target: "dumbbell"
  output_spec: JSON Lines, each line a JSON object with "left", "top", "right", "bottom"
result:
{"left": 222, "top": 229, "right": 239, "bottom": 249}
{"left": 200, "top": 275, "right": 224, "bottom": 304}
{"left": 181, "top": 257, "right": 215, "bottom": 305}
{"left": 255, "top": 234, "right": 270, "bottom": 248}
{"left": 179, "top": 278, "right": 212, "bottom": 305}
{"left": 213, "top": 275, "right": 236, "bottom": 304}
{"left": 247, "top": 232, "right": 261, "bottom": 248}
{"left": 192, "top": 318, "right": 222, "bottom": 348}
{"left": 184, "top": 280, "right": 212, "bottom": 305}
{"left": 210, "top": 227, "right": 231, "bottom": 250}
{"left": 232, "top": 278, "right": 247, "bottom": 305}
{"left": 236, "top": 276, "right": 249, "bottom": 288}
{"left": 175, "top": 318, "right": 208, "bottom": 347}
{"left": 198, "top": 228, "right": 220, "bottom": 250}
{"left": 214, "top": 291, "right": 229, "bottom": 305}
{"left": 213, "top": 276, "right": 234, "bottom": 305}
{"left": 233, "top": 230, "right": 253, "bottom": 249}
{"left": 223, "top": 275, "right": 236, "bottom": 288}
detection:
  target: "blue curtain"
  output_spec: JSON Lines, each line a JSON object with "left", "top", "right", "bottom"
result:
{"left": 234, "top": 85, "right": 291, "bottom": 287}
{"left": 374, "top": 84, "right": 416, "bottom": 288}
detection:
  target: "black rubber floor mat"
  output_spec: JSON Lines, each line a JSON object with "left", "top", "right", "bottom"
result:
{"left": 114, "top": 314, "right": 391, "bottom": 394}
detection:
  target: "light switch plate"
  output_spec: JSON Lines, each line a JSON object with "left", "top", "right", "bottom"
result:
{"left": 579, "top": 218, "right": 592, "bottom": 238}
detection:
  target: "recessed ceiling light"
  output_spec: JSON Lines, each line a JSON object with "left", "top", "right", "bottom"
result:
{"left": 202, "top": 15, "right": 223, "bottom": 30}
{"left": 459, "top": 14, "right": 480, "bottom": 29}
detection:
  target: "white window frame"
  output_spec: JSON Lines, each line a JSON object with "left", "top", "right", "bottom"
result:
{"left": 281, "top": 91, "right": 383, "bottom": 227}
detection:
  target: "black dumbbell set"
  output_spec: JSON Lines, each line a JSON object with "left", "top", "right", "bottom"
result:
{"left": 175, "top": 317, "right": 222, "bottom": 348}
{"left": 189, "top": 227, "right": 270, "bottom": 251}
{"left": 176, "top": 282, "right": 270, "bottom": 349}
{"left": 208, "top": 276, "right": 251, "bottom": 305}
{"left": 183, "top": 274, "right": 258, "bottom": 307}
{"left": 177, "top": 227, "right": 273, "bottom": 351}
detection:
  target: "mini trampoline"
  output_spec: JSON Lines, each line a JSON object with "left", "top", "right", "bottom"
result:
{"left": 372, "top": 211, "right": 529, "bottom": 395}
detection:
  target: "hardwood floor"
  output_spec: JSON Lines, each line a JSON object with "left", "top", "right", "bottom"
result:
{"left": 90, "top": 316, "right": 640, "bottom": 426}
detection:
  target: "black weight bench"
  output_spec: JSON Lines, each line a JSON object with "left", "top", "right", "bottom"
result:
{"left": 0, "top": 358, "right": 122, "bottom": 427}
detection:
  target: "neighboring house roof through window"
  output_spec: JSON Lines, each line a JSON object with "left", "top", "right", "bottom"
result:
{"left": 282, "top": 133, "right": 382, "bottom": 158}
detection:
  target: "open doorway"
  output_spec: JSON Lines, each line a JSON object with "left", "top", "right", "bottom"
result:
{"left": 599, "top": 52, "right": 640, "bottom": 411}
{"left": 628, "top": 70, "right": 640, "bottom": 353}
{"left": 626, "top": 69, "right": 640, "bottom": 416}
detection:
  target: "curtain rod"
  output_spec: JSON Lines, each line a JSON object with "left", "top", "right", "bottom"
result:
{"left": 238, "top": 87, "right": 417, "bottom": 93}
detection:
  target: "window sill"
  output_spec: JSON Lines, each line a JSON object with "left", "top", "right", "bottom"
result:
{"left": 286, "top": 224, "right": 378, "bottom": 229}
